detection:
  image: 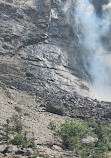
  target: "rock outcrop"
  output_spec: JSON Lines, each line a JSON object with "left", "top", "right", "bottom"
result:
{"left": 0, "top": 0, "right": 91, "bottom": 99}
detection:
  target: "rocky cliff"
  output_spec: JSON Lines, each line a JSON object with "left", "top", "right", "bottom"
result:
{"left": 0, "top": 0, "right": 91, "bottom": 98}
{"left": 1, "top": 0, "right": 111, "bottom": 120}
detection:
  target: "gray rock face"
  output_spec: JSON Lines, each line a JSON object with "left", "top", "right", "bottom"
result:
{"left": 92, "top": 0, "right": 109, "bottom": 16}
{"left": 0, "top": 0, "right": 91, "bottom": 98}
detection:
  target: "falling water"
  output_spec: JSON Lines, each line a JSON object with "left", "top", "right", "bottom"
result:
{"left": 73, "top": 0, "right": 111, "bottom": 101}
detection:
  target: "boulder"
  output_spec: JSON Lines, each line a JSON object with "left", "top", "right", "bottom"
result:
{"left": 52, "top": 145, "right": 62, "bottom": 152}
{"left": 25, "top": 148, "right": 34, "bottom": 156}
{"left": 2, "top": 145, "right": 17, "bottom": 154}
{"left": 82, "top": 136, "right": 98, "bottom": 145}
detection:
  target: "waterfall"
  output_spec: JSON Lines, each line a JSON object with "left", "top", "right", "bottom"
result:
{"left": 63, "top": 0, "right": 111, "bottom": 101}
{"left": 74, "top": 0, "right": 111, "bottom": 101}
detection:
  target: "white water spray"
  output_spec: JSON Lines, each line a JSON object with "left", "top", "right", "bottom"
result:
{"left": 62, "top": 0, "right": 111, "bottom": 101}
{"left": 73, "top": 0, "right": 111, "bottom": 101}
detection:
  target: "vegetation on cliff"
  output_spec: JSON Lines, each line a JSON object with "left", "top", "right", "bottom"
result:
{"left": 50, "top": 120, "right": 111, "bottom": 158}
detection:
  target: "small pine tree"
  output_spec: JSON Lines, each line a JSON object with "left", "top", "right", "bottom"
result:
{"left": 2, "top": 119, "right": 11, "bottom": 143}
{"left": 11, "top": 115, "right": 22, "bottom": 135}
{"left": 29, "top": 132, "right": 36, "bottom": 148}
{"left": 32, "top": 132, "right": 35, "bottom": 148}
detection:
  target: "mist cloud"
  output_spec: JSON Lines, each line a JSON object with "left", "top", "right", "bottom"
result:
{"left": 64, "top": 0, "right": 111, "bottom": 101}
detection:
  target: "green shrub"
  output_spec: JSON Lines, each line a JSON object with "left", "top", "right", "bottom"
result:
{"left": 0, "top": 82, "right": 7, "bottom": 90}
{"left": 46, "top": 103, "right": 64, "bottom": 116}
{"left": 2, "top": 119, "right": 11, "bottom": 143}
{"left": 10, "top": 134, "right": 28, "bottom": 147}
{"left": 2, "top": 84, "right": 7, "bottom": 90}
{"left": 28, "top": 132, "right": 36, "bottom": 148}
{"left": 6, "top": 91, "right": 11, "bottom": 98}
{"left": 57, "top": 107, "right": 64, "bottom": 115}
{"left": 42, "top": 154, "right": 50, "bottom": 158}
{"left": 57, "top": 120, "right": 111, "bottom": 158}
{"left": 49, "top": 121, "right": 56, "bottom": 131}
{"left": 0, "top": 115, "right": 35, "bottom": 149}
{"left": 58, "top": 156, "right": 65, "bottom": 158}
{"left": 11, "top": 115, "right": 22, "bottom": 135}
{"left": 58, "top": 121, "right": 90, "bottom": 151}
